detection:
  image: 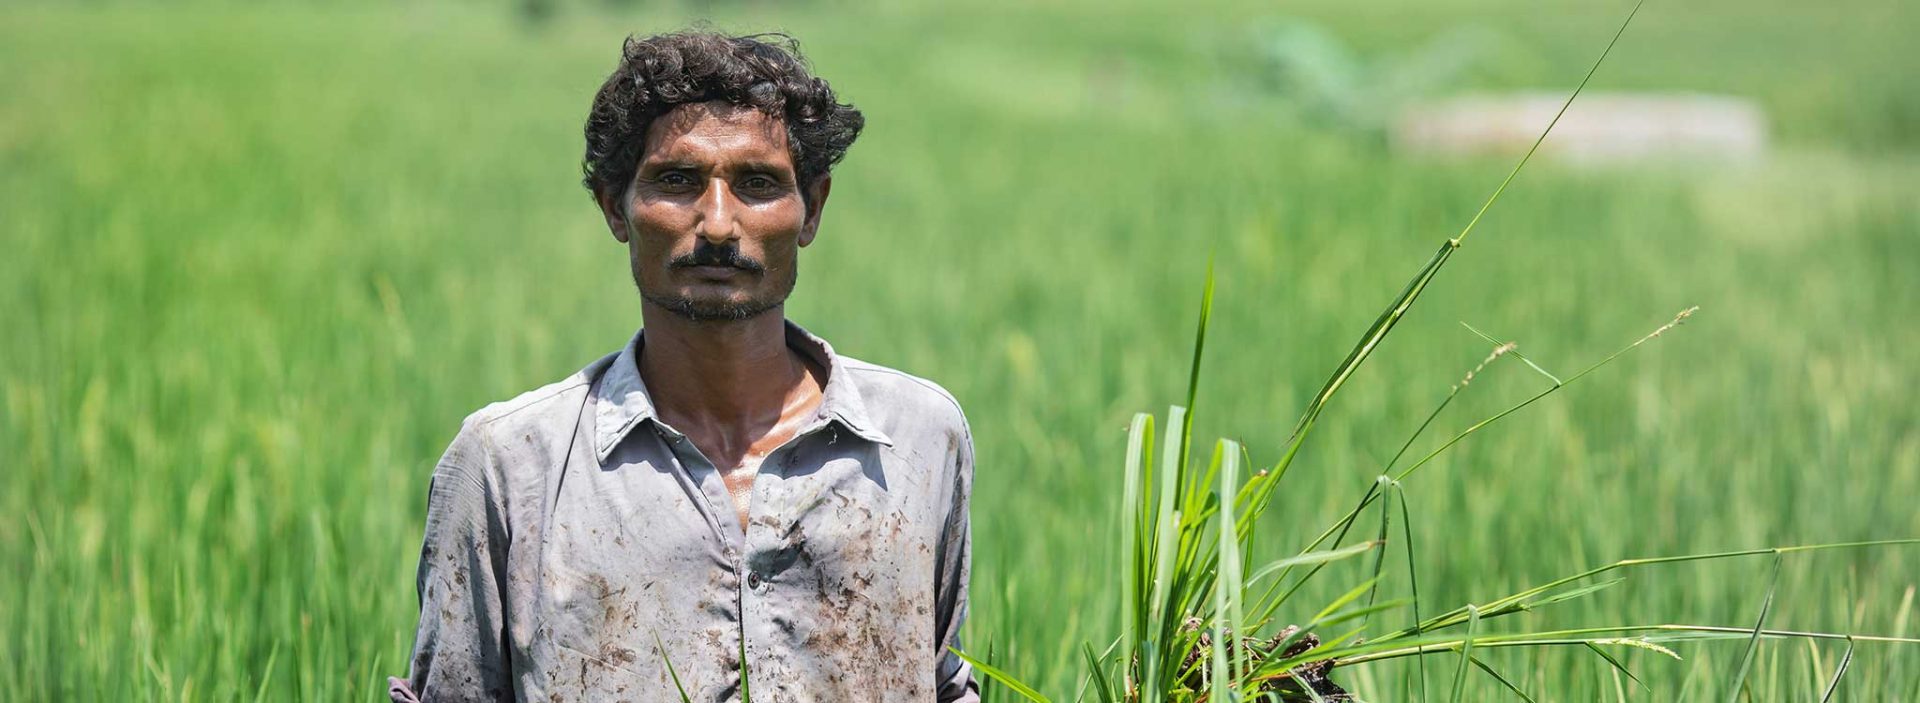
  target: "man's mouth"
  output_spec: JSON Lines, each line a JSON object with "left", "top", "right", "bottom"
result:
{"left": 683, "top": 263, "right": 746, "bottom": 279}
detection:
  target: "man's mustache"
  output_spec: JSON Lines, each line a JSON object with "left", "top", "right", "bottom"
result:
{"left": 669, "top": 242, "right": 766, "bottom": 273}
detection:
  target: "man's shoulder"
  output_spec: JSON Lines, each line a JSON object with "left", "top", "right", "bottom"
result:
{"left": 838, "top": 355, "right": 970, "bottom": 440}
{"left": 456, "top": 352, "right": 618, "bottom": 444}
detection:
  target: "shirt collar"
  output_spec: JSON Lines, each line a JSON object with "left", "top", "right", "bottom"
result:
{"left": 592, "top": 319, "right": 894, "bottom": 464}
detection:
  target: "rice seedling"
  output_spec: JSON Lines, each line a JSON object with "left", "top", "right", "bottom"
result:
{"left": 952, "top": 1, "right": 1919, "bottom": 699}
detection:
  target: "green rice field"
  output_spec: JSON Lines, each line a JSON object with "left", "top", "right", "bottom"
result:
{"left": 3, "top": 0, "right": 1917, "bottom": 699}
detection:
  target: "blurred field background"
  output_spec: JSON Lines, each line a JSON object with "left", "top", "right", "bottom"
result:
{"left": 4, "top": 0, "right": 1917, "bottom": 699}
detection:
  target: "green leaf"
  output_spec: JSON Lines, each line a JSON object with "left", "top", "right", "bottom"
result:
{"left": 1726, "top": 553, "right": 1782, "bottom": 702}
{"left": 1120, "top": 413, "right": 1153, "bottom": 654}
{"left": 1819, "top": 637, "right": 1854, "bottom": 703}
{"left": 1364, "top": 481, "right": 1394, "bottom": 631}
{"left": 1581, "top": 641, "right": 1646, "bottom": 693}
{"left": 1449, "top": 605, "right": 1481, "bottom": 703}
{"left": 653, "top": 631, "right": 692, "bottom": 703}
{"left": 1450, "top": 0, "right": 1651, "bottom": 249}
{"left": 1246, "top": 542, "right": 1380, "bottom": 585}
{"left": 739, "top": 636, "right": 751, "bottom": 703}
{"left": 1081, "top": 642, "right": 1117, "bottom": 703}
{"left": 1395, "top": 482, "right": 1428, "bottom": 701}
{"left": 1469, "top": 655, "right": 1537, "bottom": 703}
{"left": 1527, "top": 578, "right": 1627, "bottom": 610}
{"left": 250, "top": 641, "right": 280, "bottom": 703}
{"left": 1312, "top": 577, "right": 1383, "bottom": 625}
{"left": 1214, "top": 440, "right": 1245, "bottom": 699}
{"left": 1180, "top": 258, "right": 1215, "bottom": 473}
{"left": 951, "top": 647, "right": 1053, "bottom": 703}
{"left": 1143, "top": 405, "right": 1187, "bottom": 697}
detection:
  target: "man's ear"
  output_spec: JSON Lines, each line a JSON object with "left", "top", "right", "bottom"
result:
{"left": 799, "top": 174, "right": 832, "bottom": 248}
{"left": 596, "top": 189, "right": 631, "bottom": 244}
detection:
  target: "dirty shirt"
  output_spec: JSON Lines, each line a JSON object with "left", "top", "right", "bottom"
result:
{"left": 399, "top": 322, "right": 979, "bottom": 702}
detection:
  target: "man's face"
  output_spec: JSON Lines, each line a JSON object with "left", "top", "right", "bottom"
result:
{"left": 598, "top": 101, "right": 829, "bottom": 322}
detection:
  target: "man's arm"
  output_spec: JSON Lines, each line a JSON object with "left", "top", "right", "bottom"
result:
{"left": 934, "top": 420, "right": 981, "bottom": 703}
{"left": 402, "top": 419, "right": 513, "bottom": 702}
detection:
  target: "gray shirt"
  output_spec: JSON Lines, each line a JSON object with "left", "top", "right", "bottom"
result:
{"left": 400, "top": 322, "right": 978, "bottom": 702}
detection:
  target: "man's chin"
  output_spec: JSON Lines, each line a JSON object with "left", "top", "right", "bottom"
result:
{"left": 642, "top": 291, "right": 782, "bottom": 323}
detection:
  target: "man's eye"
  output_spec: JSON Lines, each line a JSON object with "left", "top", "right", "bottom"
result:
{"left": 659, "top": 172, "right": 695, "bottom": 187}
{"left": 741, "top": 176, "right": 780, "bottom": 192}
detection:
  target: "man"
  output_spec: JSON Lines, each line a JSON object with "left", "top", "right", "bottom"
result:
{"left": 393, "top": 31, "right": 979, "bottom": 702}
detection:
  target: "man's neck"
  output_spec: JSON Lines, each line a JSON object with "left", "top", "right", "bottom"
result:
{"left": 636, "top": 302, "right": 810, "bottom": 436}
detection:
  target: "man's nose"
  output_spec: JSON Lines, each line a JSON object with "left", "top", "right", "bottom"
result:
{"left": 694, "top": 179, "right": 739, "bottom": 244}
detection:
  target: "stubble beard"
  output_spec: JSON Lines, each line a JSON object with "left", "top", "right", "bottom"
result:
{"left": 636, "top": 261, "right": 797, "bottom": 323}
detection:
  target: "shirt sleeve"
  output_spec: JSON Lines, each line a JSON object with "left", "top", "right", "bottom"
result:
{"left": 934, "top": 420, "right": 981, "bottom": 703}
{"left": 404, "top": 419, "right": 514, "bottom": 702}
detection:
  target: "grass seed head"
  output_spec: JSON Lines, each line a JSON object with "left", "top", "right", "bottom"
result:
{"left": 1455, "top": 341, "right": 1519, "bottom": 390}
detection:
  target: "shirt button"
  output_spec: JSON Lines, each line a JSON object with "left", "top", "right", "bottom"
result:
{"left": 747, "top": 572, "right": 764, "bottom": 590}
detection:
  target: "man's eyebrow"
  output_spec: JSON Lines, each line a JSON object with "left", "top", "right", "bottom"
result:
{"left": 636, "top": 159, "right": 789, "bottom": 175}
{"left": 638, "top": 159, "right": 700, "bottom": 171}
{"left": 735, "top": 161, "right": 794, "bottom": 177}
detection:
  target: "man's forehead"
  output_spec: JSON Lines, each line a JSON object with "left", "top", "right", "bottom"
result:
{"left": 642, "top": 101, "right": 791, "bottom": 165}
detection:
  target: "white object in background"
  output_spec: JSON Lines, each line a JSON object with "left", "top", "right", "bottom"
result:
{"left": 1393, "top": 92, "right": 1767, "bottom": 165}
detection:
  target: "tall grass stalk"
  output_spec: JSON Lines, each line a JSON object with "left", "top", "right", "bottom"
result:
{"left": 951, "top": 0, "right": 1919, "bottom": 698}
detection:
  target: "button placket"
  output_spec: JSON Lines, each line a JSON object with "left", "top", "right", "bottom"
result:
{"left": 736, "top": 441, "right": 790, "bottom": 672}
{"left": 741, "top": 444, "right": 784, "bottom": 597}
{"left": 652, "top": 423, "right": 745, "bottom": 553}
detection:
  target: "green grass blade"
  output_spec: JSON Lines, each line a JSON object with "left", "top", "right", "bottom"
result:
{"left": 1895, "top": 586, "right": 1915, "bottom": 637}
{"left": 1819, "top": 637, "right": 1854, "bottom": 703}
{"left": 1450, "top": 0, "right": 1649, "bottom": 248}
{"left": 1364, "top": 477, "right": 1394, "bottom": 630}
{"left": 1727, "top": 553, "right": 1783, "bottom": 702}
{"left": 1210, "top": 446, "right": 1231, "bottom": 700}
{"left": 1529, "top": 578, "right": 1628, "bottom": 609}
{"left": 1391, "top": 308, "right": 1701, "bottom": 485}
{"left": 951, "top": 647, "right": 1053, "bottom": 703}
{"left": 1266, "top": 481, "right": 1388, "bottom": 609}
{"left": 1394, "top": 482, "right": 1428, "bottom": 701}
{"left": 1246, "top": 542, "right": 1380, "bottom": 585}
{"left": 1284, "top": 308, "right": 1702, "bottom": 611}
{"left": 1143, "top": 406, "right": 1187, "bottom": 699}
{"left": 1262, "top": 0, "right": 1649, "bottom": 503}
{"left": 1582, "top": 641, "right": 1647, "bottom": 692}
{"left": 1169, "top": 264, "right": 1216, "bottom": 517}
{"left": 249, "top": 641, "right": 279, "bottom": 703}
{"left": 1180, "top": 258, "right": 1215, "bottom": 481}
{"left": 1460, "top": 321, "right": 1559, "bottom": 385}
{"left": 1312, "top": 598, "right": 1414, "bottom": 631}
{"left": 1384, "top": 389, "right": 1461, "bottom": 479}
{"left": 1273, "top": 241, "right": 1454, "bottom": 482}
{"left": 1640, "top": 626, "right": 1919, "bottom": 645}
{"left": 1329, "top": 622, "right": 1910, "bottom": 669}
{"left": 1216, "top": 440, "right": 1245, "bottom": 696}
{"left": 1469, "top": 655, "right": 1537, "bottom": 703}
{"left": 1449, "top": 605, "right": 1480, "bottom": 703}
{"left": 739, "top": 636, "right": 751, "bottom": 703}
{"left": 1121, "top": 413, "right": 1153, "bottom": 649}
{"left": 1210, "top": 616, "right": 1230, "bottom": 700}
{"left": 1270, "top": 626, "right": 1368, "bottom": 668}
{"left": 653, "top": 631, "right": 692, "bottom": 703}
{"left": 1374, "top": 539, "right": 1913, "bottom": 646}
{"left": 1080, "top": 642, "right": 1116, "bottom": 703}
{"left": 1313, "top": 577, "right": 1386, "bottom": 626}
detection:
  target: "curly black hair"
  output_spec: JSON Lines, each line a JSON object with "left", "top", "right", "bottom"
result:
{"left": 582, "top": 31, "right": 864, "bottom": 204}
